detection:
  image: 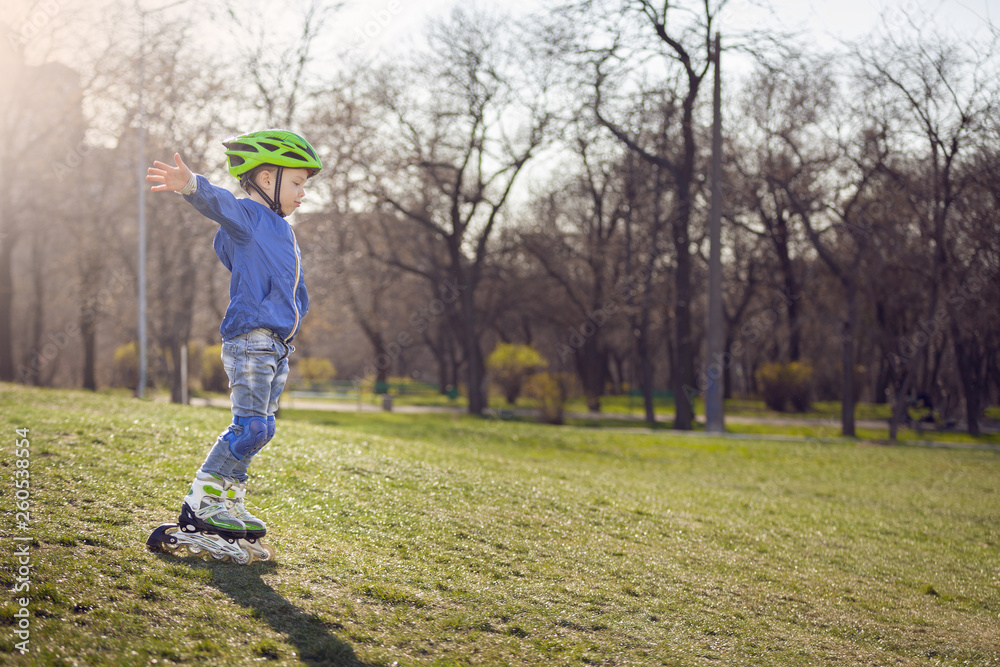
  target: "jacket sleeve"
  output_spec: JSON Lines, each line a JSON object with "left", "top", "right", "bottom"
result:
{"left": 183, "top": 175, "right": 255, "bottom": 244}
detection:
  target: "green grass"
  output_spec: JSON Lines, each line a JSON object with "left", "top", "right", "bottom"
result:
{"left": 0, "top": 383, "right": 998, "bottom": 666}
{"left": 282, "top": 378, "right": 998, "bottom": 435}
{"left": 282, "top": 390, "right": 1000, "bottom": 445}
{"left": 266, "top": 380, "right": 1000, "bottom": 440}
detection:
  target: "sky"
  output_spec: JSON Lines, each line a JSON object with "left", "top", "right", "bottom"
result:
{"left": 735, "top": 0, "right": 993, "bottom": 42}
{"left": 316, "top": 0, "right": 997, "bottom": 201}
{"left": 5, "top": 0, "right": 995, "bottom": 74}
{"left": 330, "top": 0, "right": 996, "bottom": 58}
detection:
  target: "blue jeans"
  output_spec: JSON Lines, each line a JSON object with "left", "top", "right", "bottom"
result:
{"left": 201, "top": 329, "right": 292, "bottom": 482}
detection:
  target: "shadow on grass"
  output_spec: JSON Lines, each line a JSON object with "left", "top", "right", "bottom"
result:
{"left": 155, "top": 554, "right": 372, "bottom": 666}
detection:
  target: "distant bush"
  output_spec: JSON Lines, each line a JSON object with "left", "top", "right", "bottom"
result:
{"left": 186, "top": 341, "right": 205, "bottom": 389}
{"left": 112, "top": 342, "right": 139, "bottom": 389}
{"left": 526, "top": 372, "right": 575, "bottom": 425}
{"left": 756, "top": 361, "right": 813, "bottom": 412}
{"left": 112, "top": 342, "right": 170, "bottom": 390}
{"left": 201, "top": 344, "right": 228, "bottom": 393}
{"left": 487, "top": 343, "right": 548, "bottom": 405}
{"left": 297, "top": 357, "right": 336, "bottom": 386}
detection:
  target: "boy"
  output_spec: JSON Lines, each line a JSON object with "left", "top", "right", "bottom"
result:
{"left": 145, "top": 130, "right": 322, "bottom": 563}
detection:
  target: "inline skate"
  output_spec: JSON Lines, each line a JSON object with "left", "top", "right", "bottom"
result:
{"left": 229, "top": 479, "right": 276, "bottom": 562}
{"left": 147, "top": 471, "right": 251, "bottom": 564}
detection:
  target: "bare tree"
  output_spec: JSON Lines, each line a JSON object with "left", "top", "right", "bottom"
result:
{"left": 356, "top": 8, "right": 551, "bottom": 414}
{"left": 88, "top": 12, "right": 244, "bottom": 401}
{"left": 519, "top": 124, "right": 630, "bottom": 412}
{"left": 569, "top": 0, "right": 728, "bottom": 429}
{"left": 943, "top": 141, "right": 1000, "bottom": 434}
{"left": 784, "top": 124, "right": 888, "bottom": 437}
{"left": 67, "top": 146, "right": 134, "bottom": 390}
{"left": 730, "top": 57, "right": 834, "bottom": 363}
{"left": 333, "top": 211, "right": 404, "bottom": 390}
{"left": 856, "top": 23, "right": 998, "bottom": 437}
{"left": 0, "top": 54, "right": 85, "bottom": 383}
{"left": 220, "top": 0, "right": 343, "bottom": 127}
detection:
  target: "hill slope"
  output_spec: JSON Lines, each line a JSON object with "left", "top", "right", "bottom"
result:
{"left": 0, "top": 384, "right": 998, "bottom": 666}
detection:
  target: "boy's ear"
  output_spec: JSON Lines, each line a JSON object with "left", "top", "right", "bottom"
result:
{"left": 257, "top": 169, "right": 272, "bottom": 189}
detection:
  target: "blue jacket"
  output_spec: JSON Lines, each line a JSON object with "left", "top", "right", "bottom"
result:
{"left": 184, "top": 175, "right": 309, "bottom": 343}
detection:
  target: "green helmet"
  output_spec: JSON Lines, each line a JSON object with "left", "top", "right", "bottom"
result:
{"left": 222, "top": 129, "right": 322, "bottom": 180}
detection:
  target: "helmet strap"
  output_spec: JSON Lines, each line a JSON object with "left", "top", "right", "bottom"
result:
{"left": 272, "top": 166, "right": 285, "bottom": 216}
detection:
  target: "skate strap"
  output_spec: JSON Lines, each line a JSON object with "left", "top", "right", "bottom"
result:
{"left": 195, "top": 503, "right": 243, "bottom": 531}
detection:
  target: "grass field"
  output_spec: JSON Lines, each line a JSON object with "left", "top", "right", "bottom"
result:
{"left": 0, "top": 383, "right": 998, "bottom": 666}
{"left": 279, "top": 390, "right": 1000, "bottom": 446}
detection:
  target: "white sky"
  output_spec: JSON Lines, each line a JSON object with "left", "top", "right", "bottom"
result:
{"left": 5, "top": 0, "right": 994, "bottom": 73}
{"left": 318, "top": 0, "right": 997, "bottom": 202}
{"left": 740, "top": 0, "right": 994, "bottom": 46}
{"left": 3, "top": 0, "right": 994, "bottom": 225}
{"left": 330, "top": 0, "right": 996, "bottom": 57}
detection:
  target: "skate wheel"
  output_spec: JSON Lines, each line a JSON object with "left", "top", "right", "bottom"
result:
{"left": 232, "top": 551, "right": 251, "bottom": 566}
{"left": 255, "top": 543, "right": 276, "bottom": 562}
{"left": 162, "top": 526, "right": 181, "bottom": 550}
{"left": 147, "top": 524, "right": 180, "bottom": 553}
{"left": 238, "top": 538, "right": 275, "bottom": 563}
{"left": 210, "top": 552, "right": 229, "bottom": 561}
{"left": 185, "top": 545, "right": 204, "bottom": 555}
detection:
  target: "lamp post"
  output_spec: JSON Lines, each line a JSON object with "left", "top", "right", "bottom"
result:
{"left": 137, "top": 11, "right": 147, "bottom": 397}
{"left": 135, "top": 0, "right": 188, "bottom": 399}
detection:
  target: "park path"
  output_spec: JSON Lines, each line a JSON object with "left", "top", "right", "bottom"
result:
{"left": 187, "top": 394, "right": 965, "bottom": 437}
{"left": 183, "top": 395, "right": 1000, "bottom": 448}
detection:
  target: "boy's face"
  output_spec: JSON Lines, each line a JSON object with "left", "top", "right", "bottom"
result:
{"left": 257, "top": 167, "right": 311, "bottom": 216}
{"left": 277, "top": 167, "right": 311, "bottom": 217}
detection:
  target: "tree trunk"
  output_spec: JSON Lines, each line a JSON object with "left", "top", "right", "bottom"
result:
{"left": 459, "top": 279, "right": 486, "bottom": 414}
{"left": 26, "top": 231, "right": 47, "bottom": 386}
{"left": 840, "top": 280, "right": 858, "bottom": 437}
{"left": 611, "top": 352, "right": 625, "bottom": 395}
{"left": 875, "top": 354, "right": 890, "bottom": 405}
{"left": 672, "top": 206, "right": 695, "bottom": 430}
{"left": 438, "top": 359, "right": 449, "bottom": 395}
{"left": 466, "top": 337, "right": 486, "bottom": 414}
{"left": 81, "top": 305, "right": 97, "bottom": 391}
{"left": 633, "top": 252, "right": 657, "bottom": 424}
{"left": 0, "top": 236, "right": 15, "bottom": 382}
{"left": 723, "top": 333, "right": 735, "bottom": 399}
{"left": 951, "top": 327, "right": 985, "bottom": 435}
{"left": 576, "top": 335, "right": 606, "bottom": 413}
{"left": 366, "top": 331, "right": 389, "bottom": 390}
{"left": 634, "top": 328, "right": 655, "bottom": 424}
{"left": 785, "top": 280, "right": 801, "bottom": 362}
{"left": 447, "top": 327, "right": 460, "bottom": 395}
{"left": 422, "top": 327, "right": 450, "bottom": 395}
{"left": 775, "top": 219, "right": 802, "bottom": 363}
{"left": 889, "top": 350, "right": 917, "bottom": 442}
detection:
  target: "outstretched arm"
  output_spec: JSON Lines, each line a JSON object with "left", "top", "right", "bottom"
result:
{"left": 148, "top": 151, "right": 255, "bottom": 243}
{"left": 146, "top": 153, "right": 196, "bottom": 193}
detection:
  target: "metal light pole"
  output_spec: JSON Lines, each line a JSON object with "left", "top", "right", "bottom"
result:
{"left": 135, "top": 0, "right": 188, "bottom": 399}
{"left": 705, "top": 32, "right": 725, "bottom": 433}
{"left": 136, "top": 5, "right": 148, "bottom": 398}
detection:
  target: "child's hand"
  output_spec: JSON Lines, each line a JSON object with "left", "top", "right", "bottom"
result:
{"left": 146, "top": 153, "right": 193, "bottom": 192}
